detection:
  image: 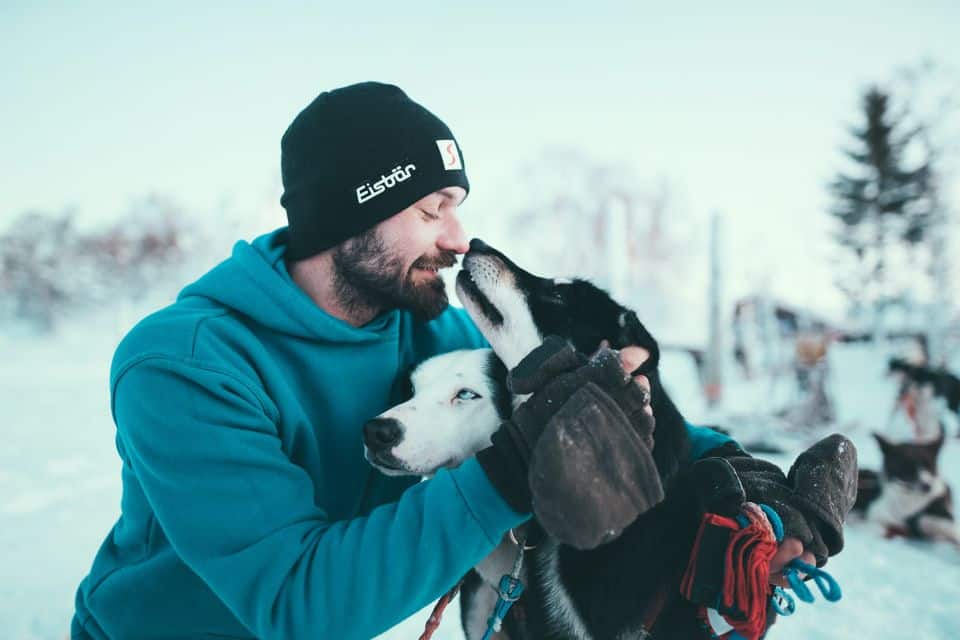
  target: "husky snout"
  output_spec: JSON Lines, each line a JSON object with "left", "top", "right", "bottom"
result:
{"left": 363, "top": 417, "right": 404, "bottom": 452}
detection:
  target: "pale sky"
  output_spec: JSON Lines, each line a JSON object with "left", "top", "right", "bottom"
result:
{"left": 3, "top": 1, "right": 959, "bottom": 320}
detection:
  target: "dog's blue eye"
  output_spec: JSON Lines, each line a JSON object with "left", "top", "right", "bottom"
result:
{"left": 455, "top": 389, "right": 482, "bottom": 401}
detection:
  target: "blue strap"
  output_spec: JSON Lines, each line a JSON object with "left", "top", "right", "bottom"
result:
{"left": 714, "top": 503, "right": 842, "bottom": 626}
{"left": 754, "top": 504, "right": 842, "bottom": 614}
{"left": 784, "top": 560, "right": 842, "bottom": 603}
{"left": 758, "top": 504, "right": 784, "bottom": 543}
{"left": 482, "top": 574, "right": 525, "bottom": 640}
{"left": 771, "top": 587, "right": 797, "bottom": 616}
{"left": 734, "top": 504, "right": 783, "bottom": 542}
{"left": 785, "top": 564, "right": 815, "bottom": 603}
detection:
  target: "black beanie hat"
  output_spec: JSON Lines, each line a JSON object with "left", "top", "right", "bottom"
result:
{"left": 280, "top": 82, "right": 470, "bottom": 261}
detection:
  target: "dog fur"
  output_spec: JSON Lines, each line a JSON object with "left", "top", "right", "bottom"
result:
{"left": 855, "top": 430, "right": 958, "bottom": 545}
{"left": 888, "top": 357, "right": 960, "bottom": 436}
{"left": 365, "top": 239, "right": 756, "bottom": 639}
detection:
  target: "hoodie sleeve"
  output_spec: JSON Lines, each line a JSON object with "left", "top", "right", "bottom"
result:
{"left": 113, "top": 356, "right": 526, "bottom": 640}
{"left": 685, "top": 422, "right": 739, "bottom": 460}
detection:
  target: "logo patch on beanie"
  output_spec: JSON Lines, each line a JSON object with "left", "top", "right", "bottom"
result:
{"left": 355, "top": 164, "right": 417, "bottom": 204}
{"left": 436, "top": 140, "right": 463, "bottom": 170}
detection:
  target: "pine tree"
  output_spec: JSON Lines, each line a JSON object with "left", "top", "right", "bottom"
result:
{"left": 828, "top": 86, "right": 933, "bottom": 334}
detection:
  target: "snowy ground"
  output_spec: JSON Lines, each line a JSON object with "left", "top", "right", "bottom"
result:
{"left": 3, "top": 309, "right": 960, "bottom": 639}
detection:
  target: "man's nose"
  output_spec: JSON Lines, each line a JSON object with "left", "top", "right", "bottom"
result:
{"left": 438, "top": 211, "right": 469, "bottom": 254}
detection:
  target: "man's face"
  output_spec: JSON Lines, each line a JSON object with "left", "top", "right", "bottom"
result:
{"left": 332, "top": 187, "right": 469, "bottom": 320}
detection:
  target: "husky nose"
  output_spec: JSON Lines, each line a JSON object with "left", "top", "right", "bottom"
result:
{"left": 363, "top": 418, "right": 403, "bottom": 451}
{"left": 469, "top": 238, "right": 490, "bottom": 253}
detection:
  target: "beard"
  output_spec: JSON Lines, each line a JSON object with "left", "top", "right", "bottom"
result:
{"left": 332, "top": 227, "right": 457, "bottom": 321}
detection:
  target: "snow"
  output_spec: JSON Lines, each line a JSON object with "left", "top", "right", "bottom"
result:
{"left": 3, "top": 308, "right": 959, "bottom": 639}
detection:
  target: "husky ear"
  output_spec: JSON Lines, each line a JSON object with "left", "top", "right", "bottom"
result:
{"left": 927, "top": 425, "right": 946, "bottom": 453}
{"left": 873, "top": 432, "right": 893, "bottom": 452}
{"left": 617, "top": 310, "right": 660, "bottom": 370}
{"left": 392, "top": 365, "right": 416, "bottom": 403}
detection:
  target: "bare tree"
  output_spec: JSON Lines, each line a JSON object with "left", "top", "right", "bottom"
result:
{"left": 492, "top": 149, "right": 696, "bottom": 328}
{"left": 0, "top": 194, "right": 201, "bottom": 332}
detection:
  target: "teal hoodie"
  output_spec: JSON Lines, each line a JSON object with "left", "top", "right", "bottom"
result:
{"left": 72, "top": 228, "right": 734, "bottom": 639}
{"left": 72, "top": 228, "right": 521, "bottom": 640}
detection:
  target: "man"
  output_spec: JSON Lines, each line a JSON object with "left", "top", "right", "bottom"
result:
{"left": 71, "top": 82, "right": 845, "bottom": 639}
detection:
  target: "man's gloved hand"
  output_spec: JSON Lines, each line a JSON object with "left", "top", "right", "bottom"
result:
{"left": 725, "top": 434, "right": 859, "bottom": 567}
{"left": 528, "top": 347, "right": 662, "bottom": 550}
{"left": 678, "top": 437, "right": 856, "bottom": 631}
{"left": 476, "top": 336, "right": 662, "bottom": 549}
{"left": 476, "top": 336, "right": 588, "bottom": 514}
{"left": 507, "top": 344, "right": 656, "bottom": 449}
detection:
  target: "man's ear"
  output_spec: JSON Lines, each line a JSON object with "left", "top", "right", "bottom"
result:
{"left": 617, "top": 310, "right": 660, "bottom": 372}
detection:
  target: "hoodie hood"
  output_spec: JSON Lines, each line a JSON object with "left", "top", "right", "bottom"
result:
{"left": 178, "top": 227, "right": 399, "bottom": 344}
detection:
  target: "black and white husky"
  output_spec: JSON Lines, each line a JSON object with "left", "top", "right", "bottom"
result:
{"left": 364, "top": 348, "right": 514, "bottom": 478}
{"left": 855, "top": 430, "right": 958, "bottom": 545}
{"left": 365, "top": 240, "right": 725, "bottom": 640}
{"left": 888, "top": 357, "right": 960, "bottom": 438}
{"left": 853, "top": 359, "right": 960, "bottom": 545}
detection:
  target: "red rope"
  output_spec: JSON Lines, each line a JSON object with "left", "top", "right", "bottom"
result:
{"left": 419, "top": 579, "right": 464, "bottom": 640}
{"left": 721, "top": 504, "right": 778, "bottom": 639}
{"left": 681, "top": 503, "right": 779, "bottom": 640}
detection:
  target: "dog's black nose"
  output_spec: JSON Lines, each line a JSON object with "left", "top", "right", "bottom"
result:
{"left": 469, "top": 238, "right": 490, "bottom": 253}
{"left": 363, "top": 418, "right": 403, "bottom": 451}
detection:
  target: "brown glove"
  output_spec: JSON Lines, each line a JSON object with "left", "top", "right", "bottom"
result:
{"left": 528, "top": 348, "right": 662, "bottom": 550}
{"left": 475, "top": 336, "right": 590, "bottom": 513}
{"left": 726, "top": 434, "right": 858, "bottom": 565}
{"left": 476, "top": 336, "right": 662, "bottom": 549}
